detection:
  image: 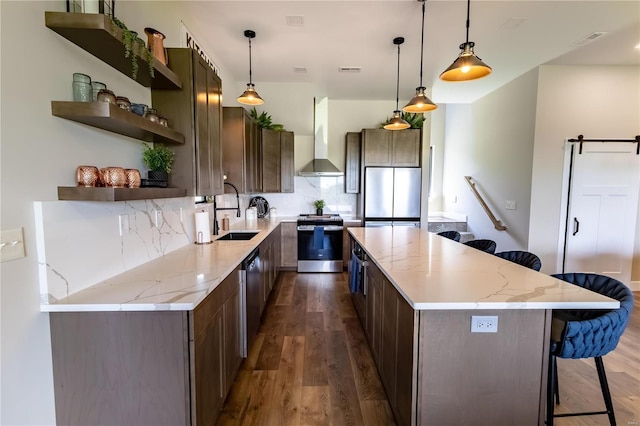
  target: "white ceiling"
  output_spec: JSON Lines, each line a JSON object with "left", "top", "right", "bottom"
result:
{"left": 181, "top": 1, "right": 640, "bottom": 104}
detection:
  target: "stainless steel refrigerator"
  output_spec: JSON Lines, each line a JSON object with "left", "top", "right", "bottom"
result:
{"left": 364, "top": 167, "right": 421, "bottom": 227}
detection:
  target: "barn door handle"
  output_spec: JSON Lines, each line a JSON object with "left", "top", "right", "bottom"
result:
{"left": 572, "top": 218, "right": 580, "bottom": 236}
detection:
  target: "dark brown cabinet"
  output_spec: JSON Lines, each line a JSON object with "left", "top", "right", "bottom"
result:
{"left": 49, "top": 266, "right": 244, "bottom": 426}
{"left": 221, "top": 107, "right": 260, "bottom": 193}
{"left": 280, "top": 222, "right": 298, "bottom": 269}
{"left": 152, "top": 48, "right": 224, "bottom": 196}
{"left": 345, "top": 132, "right": 361, "bottom": 193}
{"left": 260, "top": 129, "right": 295, "bottom": 193}
{"left": 258, "top": 226, "right": 281, "bottom": 313}
{"left": 362, "top": 128, "right": 421, "bottom": 167}
{"left": 360, "top": 259, "right": 416, "bottom": 426}
{"left": 222, "top": 108, "right": 295, "bottom": 194}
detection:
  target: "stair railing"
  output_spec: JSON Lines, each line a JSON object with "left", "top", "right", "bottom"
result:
{"left": 464, "top": 176, "right": 507, "bottom": 231}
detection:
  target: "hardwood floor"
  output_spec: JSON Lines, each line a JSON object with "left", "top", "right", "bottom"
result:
{"left": 217, "top": 271, "right": 395, "bottom": 426}
{"left": 217, "top": 272, "right": 640, "bottom": 426}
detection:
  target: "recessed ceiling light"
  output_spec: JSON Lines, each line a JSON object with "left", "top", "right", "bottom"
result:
{"left": 501, "top": 17, "right": 528, "bottom": 29}
{"left": 338, "top": 66, "right": 362, "bottom": 73}
{"left": 286, "top": 15, "right": 304, "bottom": 26}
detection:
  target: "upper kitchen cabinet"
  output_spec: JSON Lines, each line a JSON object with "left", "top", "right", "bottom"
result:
{"left": 262, "top": 129, "right": 295, "bottom": 193}
{"left": 45, "top": 12, "right": 181, "bottom": 90}
{"left": 222, "top": 107, "right": 295, "bottom": 194}
{"left": 345, "top": 132, "right": 361, "bottom": 193}
{"left": 222, "top": 107, "right": 260, "bottom": 193}
{"left": 152, "top": 48, "right": 224, "bottom": 196}
{"left": 362, "top": 129, "right": 421, "bottom": 167}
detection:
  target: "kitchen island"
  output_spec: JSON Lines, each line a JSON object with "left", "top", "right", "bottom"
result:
{"left": 348, "top": 226, "right": 618, "bottom": 426}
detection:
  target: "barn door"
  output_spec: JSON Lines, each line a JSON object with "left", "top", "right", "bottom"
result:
{"left": 563, "top": 141, "right": 640, "bottom": 284}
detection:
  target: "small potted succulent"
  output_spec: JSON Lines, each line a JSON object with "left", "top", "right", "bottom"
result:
{"left": 314, "top": 199, "right": 326, "bottom": 216}
{"left": 142, "top": 144, "right": 174, "bottom": 185}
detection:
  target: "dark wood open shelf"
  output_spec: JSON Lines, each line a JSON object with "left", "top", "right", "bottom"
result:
{"left": 58, "top": 186, "right": 187, "bottom": 201}
{"left": 45, "top": 11, "right": 182, "bottom": 90}
{"left": 52, "top": 101, "right": 185, "bottom": 145}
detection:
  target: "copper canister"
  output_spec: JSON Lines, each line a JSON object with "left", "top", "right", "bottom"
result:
{"left": 76, "top": 165, "right": 100, "bottom": 187}
{"left": 100, "top": 167, "right": 127, "bottom": 188}
{"left": 125, "top": 169, "right": 141, "bottom": 188}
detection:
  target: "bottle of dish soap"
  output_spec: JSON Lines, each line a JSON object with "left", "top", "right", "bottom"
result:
{"left": 222, "top": 215, "right": 230, "bottom": 231}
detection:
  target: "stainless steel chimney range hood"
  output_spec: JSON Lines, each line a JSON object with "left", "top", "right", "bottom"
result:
{"left": 299, "top": 97, "right": 344, "bottom": 177}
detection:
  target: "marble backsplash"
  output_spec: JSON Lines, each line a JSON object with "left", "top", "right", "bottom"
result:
{"left": 35, "top": 197, "right": 196, "bottom": 304}
{"left": 35, "top": 177, "right": 358, "bottom": 305}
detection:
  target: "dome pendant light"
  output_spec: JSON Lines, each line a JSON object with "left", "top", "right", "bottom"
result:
{"left": 440, "top": 0, "right": 492, "bottom": 82}
{"left": 384, "top": 37, "right": 411, "bottom": 131}
{"left": 403, "top": 0, "right": 437, "bottom": 113}
{"left": 237, "top": 29, "right": 264, "bottom": 105}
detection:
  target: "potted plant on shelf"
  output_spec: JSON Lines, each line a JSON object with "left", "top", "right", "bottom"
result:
{"left": 249, "top": 107, "right": 285, "bottom": 131}
{"left": 142, "top": 144, "right": 174, "bottom": 186}
{"left": 314, "top": 199, "right": 326, "bottom": 216}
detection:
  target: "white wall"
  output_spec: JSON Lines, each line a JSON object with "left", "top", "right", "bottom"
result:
{"left": 529, "top": 65, "right": 640, "bottom": 278}
{"left": 441, "top": 69, "right": 539, "bottom": 251}
{"left": 0, "top": 2, "right": 228, "bottom": 424}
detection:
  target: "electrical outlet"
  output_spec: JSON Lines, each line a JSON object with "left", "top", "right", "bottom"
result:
{"left": 118, "top": 214, "right": 130, "bottom": 237}
{"left": 505, "top": 200, "right": 517, "bottom": 210}
{"left": 471, "top": 315, "right": 498, "bottom": 333}
{"left": 1, "top": 227, "right": 25, "bottom": 262}
{"left": 154, "top": 210, "right": 163, "bottom": 228}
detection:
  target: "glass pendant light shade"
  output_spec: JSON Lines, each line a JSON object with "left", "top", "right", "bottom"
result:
{"left": 440, "top": 42, "right": 492, "bottom": 82}
{"left": 237, "top": 30, "right": 265, "bottom": 105}
{"left": 384, "top": 110, "right": 411, "bottom": 130}
{"left": 385, "top": 37, "right": 410, "bottom": 131}
{"left": 440, "top": 0, "right": 492, "bottom": 82}
{"left": 403, "top": 0, "right": 437, "bottom": 113}
{"left": 237, "top": 83, "right": 264, "bottom": 105}
{"left": 403, "top": 87, "right": 437, "bottom": 112}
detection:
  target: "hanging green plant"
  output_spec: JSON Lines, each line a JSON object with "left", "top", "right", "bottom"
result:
{"left": 249, "top": 107, "right": 286, "bottom": 131}
{"left": 111, "top": 17, "right": 154, "bottom": 80}
{"left": 380, "top": 111, "right": 424, "bottom": 129}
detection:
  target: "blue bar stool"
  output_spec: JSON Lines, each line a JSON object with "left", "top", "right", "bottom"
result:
{"left": 437, "top": 230, "right": 461, "bottom": 242}
{"left": 463, "top": 239, "right": 497, "bottom": 254}
{"left": 494, "top": 250, "right": 542, "bottom": 271}
{"left": 547, "top": 273, "right": 634, "bottom": 426}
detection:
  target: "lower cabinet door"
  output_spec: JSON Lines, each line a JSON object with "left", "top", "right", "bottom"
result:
{"left": 193, "top": 307, "right": 225, "bottom": 426}
{"left": 224, "top": 279, "right": 243, "bottom": 391}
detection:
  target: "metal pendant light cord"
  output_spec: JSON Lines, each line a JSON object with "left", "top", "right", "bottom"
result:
{"left": 248, "top": 37, "right": 253, "bottom": 85}
{"left": 395, "top": 42, "right": 401, "bottom": 111}
{"left": 418, "top": 0, "right": 425, "bottom": 88}
{"left": 465, "top": 0, "right": 471, "bottom": 44}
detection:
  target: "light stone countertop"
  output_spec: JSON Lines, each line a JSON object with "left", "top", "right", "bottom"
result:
{"left": 41, "top": 217, "right": 297, "bottom": 313}
{"left": 348, "top": 226, "right": 619, "bottom": 310}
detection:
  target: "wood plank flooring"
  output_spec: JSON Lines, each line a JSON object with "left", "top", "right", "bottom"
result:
{"left": 217, "top": 272, "right": 640, "bottom": 426}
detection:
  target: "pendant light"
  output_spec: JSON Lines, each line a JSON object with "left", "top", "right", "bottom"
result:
{"left": 384, "top": 37, "right": 410, "bottom": 131}
{"left": 237, "top": 29, "right": 264, "bottom": 105}
{"left": 403, "top": 0, "right": 437, "bottom": 113}
{"left": 440, "top": 0, "right": 492, "bottom": 82}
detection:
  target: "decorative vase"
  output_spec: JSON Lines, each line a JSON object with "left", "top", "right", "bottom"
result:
{"left": 125, "top": 169, "right": 141, "bottom": 188}
{"left": 100, "top": 167, "right": 126, "bottom": 188}
{"left": 76, "top": 165, "right": 100, "bottom": 187}
{"left": 144, "top": 27, "right": 168, "bottom": 66}
{"left": 316, "top": 208, "right": 323, "bottom": 216}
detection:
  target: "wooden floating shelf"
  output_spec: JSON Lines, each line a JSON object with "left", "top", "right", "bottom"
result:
{"left": 52, "top": 101, "right": 185, "bottom": 145}
{"left": 58, "top": 186, "right": 187, "bottom": 201}
{"left": 45, "top": 11, "right": 182, "bottom": 90}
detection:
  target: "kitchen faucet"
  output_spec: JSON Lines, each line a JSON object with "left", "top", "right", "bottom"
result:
{"left": 213, "top": 182, "right": 241, "bottom": 235}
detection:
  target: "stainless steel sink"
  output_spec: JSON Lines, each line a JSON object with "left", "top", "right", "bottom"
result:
{"left": 216, "top": 231, "right": 259, "bottom": 241}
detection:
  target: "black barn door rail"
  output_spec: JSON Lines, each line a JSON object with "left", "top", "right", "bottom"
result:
{"left": 568, "top": 134, "right": 640, "bottom": 155}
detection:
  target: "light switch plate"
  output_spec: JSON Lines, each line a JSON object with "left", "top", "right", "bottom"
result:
{"left": 1, "top": 227, "right": 26, "bottom": 262}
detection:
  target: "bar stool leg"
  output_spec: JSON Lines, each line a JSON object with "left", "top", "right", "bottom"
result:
{"left": 546, "top": 354, "right": 556, "bottom": 426}
{"left": 594, "top": 356, "right": 616, "bottom": 426}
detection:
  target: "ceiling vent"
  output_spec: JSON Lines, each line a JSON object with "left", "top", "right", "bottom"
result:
{"left": 286, "top": 15, "right": 304, "bottom": 26}
{"left": 293, "top": 67, "right": 307, "bottom": 73}
{"left": 338, "top": 66, "right": 362, "bottom": 73}
{"left": 573, "top": 32, "right": 608, "bottom": 46}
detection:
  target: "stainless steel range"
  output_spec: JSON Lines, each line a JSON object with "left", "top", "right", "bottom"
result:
{"left": 297, "top": 214, "right": 344, "bottom": 273}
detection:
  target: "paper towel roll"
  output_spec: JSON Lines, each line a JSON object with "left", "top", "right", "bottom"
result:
{"left": 195, "top": 211, "right": 211, "bottom": 244}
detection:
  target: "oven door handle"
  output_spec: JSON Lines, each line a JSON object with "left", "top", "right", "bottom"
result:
{"left": 297, "top": 225, "right": 344, "bottom": 231}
